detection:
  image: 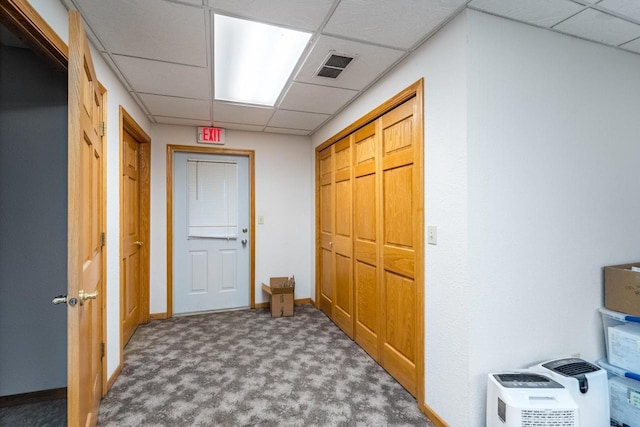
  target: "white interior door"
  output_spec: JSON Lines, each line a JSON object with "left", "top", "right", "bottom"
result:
{"left": 173, "top": 152, "right": 250, "bottom": 314}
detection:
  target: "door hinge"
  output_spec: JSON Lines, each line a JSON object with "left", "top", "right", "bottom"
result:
{"left": 100, "top": 232, "right": 106, "bottom": 247}
{"left": 99, "top": 122, "right": 105, "bottom": 137}
{"left": 101, "top": 342, "right": 105, "bottom": 359}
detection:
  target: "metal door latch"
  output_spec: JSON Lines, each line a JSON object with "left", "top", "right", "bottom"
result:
{"left": 51, "top": 295, "right": 78, "bottom": 306}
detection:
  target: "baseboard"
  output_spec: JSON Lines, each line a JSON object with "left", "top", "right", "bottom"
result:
{"left": 105, "top": 363, "right": 123, "bottom": 394}
{"left": 419, "top": 401, "right": 449, "bottom": 427}
{"left": 149, "top": 312, "right": 168, "bottom": 320}
{"left": 255, "top": 298, "right": 313, "bottom": 310}
{"left": 0, "top": 387, "right": 66, "bottom": 408}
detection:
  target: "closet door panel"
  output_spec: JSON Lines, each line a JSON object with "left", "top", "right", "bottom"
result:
{"left": 332, "top": 137, "right": 353, "bottom": 337}
{"left": 380, "top": 98, "right": 419, "bottom": 396}
{"left": 353, "top": 123, "right": 379, "bottom": 357}
{"left": 318, "top": 147, "right": 334, "bottom": 316}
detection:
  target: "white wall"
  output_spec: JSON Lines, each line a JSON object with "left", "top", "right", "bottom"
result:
{"left": 466, "top": 10, "right": 640, "bottom": 425}
{"left": 311, "top": 11, "right": 471, "bottom": 427}
{"left": 148, "top": 126, "right": 313, "bottom": 313}
{"left": 29, "top": 0, "right": 153, "bottom": 381}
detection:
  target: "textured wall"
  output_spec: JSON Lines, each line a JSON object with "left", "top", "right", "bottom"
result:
{"left": 467, "top": 10, "right": 640, "bottom": 424}
{"left": 148, "top": 126, "right": 313, "bottom": 312}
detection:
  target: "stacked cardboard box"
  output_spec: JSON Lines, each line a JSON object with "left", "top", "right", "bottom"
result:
{"left": 599, "top": 263, "right": 640, "bottom": 427}
{"left": 261, "top": 276, "right": 295, "bottom": 317}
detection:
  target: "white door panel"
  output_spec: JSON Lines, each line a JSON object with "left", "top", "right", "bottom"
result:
{"left": 173, "top": 152, "right": 250, "bottom": 314}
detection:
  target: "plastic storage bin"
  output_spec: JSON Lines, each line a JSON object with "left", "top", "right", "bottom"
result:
{"left": 598, "top": 359, "right": 640, "bottom": 427}
{"left": 600, "top": 307, "right": 640, "bottom": 374}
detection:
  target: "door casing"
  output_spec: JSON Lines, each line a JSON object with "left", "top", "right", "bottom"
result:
{"left": 166, "top": 145, "right": 256, "bottom": 317}
{"left": 119, "top": 107, "right": 151, "bottom": 352}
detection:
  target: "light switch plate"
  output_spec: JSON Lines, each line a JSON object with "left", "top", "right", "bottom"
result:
{"left": 258, "top": 215, "right": 264, "bottom": 225}
{"left": 427, "top": 225, "right": 437, "bottom": 245}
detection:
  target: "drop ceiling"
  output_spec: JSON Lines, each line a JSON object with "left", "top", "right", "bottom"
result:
{"left": 59, "top": 0, "right": 640, "bottom": 136}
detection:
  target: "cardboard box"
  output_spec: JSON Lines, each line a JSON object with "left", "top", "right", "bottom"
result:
{"left": 604, "top": 263, "right": 640, "bottom": 316}
{"left": 261, "top": 276, "right": 295, "bottom": 317}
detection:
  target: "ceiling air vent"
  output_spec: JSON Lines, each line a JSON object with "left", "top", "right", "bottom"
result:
{"left": 316, "top": 51, "right": 355, "bottom": 79}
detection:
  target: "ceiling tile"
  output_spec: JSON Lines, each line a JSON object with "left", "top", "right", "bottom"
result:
{"left": 599, "top": 0, "right": 640, "bottom": 22}
{"left": 208, "top": 0, "right": 334, "bottom": 31}
{"left": 213, "top": 102, "right": 274, "bottom": 126}
{"left": 113, "top": 55, "right": 210, "bottom": 100}
{"left": 264, "top": 127, "right": 312, "bottom": 136}
{"left": 323, "top": 0, "right": 467, "bottom": 49}
{"left": 468, "top": 0, "right": 585, "bottom": 27}
{"left": 268, "top": 110, "right": 329, "bottom": 131}
{"left": 139, "top": 93, "right": 211, "bottom": 120}
{"left": 213, "top": 122, "right": 266, "bottom": 132}
{"left": 279, "top": 82, "right": 358, "bottom": 114}
{"left": 619, "top": 36, "right": 640, "bottom": 53}
{"left": 553, "top": 8, "right": 640, "bottom": 45}
{"left": 154, "top": 116, "right": 213, "bottom": 127}
{"left": 294, "top": 36, "right": 405, "bottom": 90}
{"left": 74, "top": 0, "right": 208, "bottom": 66}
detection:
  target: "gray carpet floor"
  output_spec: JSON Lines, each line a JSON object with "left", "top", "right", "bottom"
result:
{"left": 0, "top": 399, "right": 66, "bottom": 427}
{"left": 99, "top": 304, "right": 433, "bottom": 426}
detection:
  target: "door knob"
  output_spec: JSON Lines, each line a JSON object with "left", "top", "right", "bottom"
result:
{"left": 241, "top": 239, "right": 247, "bottom": 246}
{"left": 242, "top": 228, "right": 248, "bottom": 233}
{"left": 52, "top": 295, "right": 77, "bottom": 306}
{"left": 134, "top": 241, "right": 144, "bottom": 246}
{"left": 79, "top": 290, "right": 98, "bottom": 304}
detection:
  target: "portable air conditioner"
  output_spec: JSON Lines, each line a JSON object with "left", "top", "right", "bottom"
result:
{"left": 530, "top": 357, "right": 609, "bottom": 427}
{"left": 487, "top": 372, "right": 579, "bottom": 427}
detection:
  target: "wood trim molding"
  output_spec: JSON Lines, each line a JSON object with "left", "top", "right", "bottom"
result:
{"left": 105, "top": 363, "right": 123, "bottom": 394}
{"left": 149, "top": 312, "right": 168, "bottom": 320}
{"left": 0, "top": 0, "right": 68, "bottom": 70}
{"left": 166, "top": 145, "right": 256, "bottom": 317}
{"left": 100, "top": 89, "right": 109, "bottom": 399}
{"left": 0, "top": 388, "right": 67, "bottom": 408}
{"left": 419, "top": 402, "right": 449, "bottom": 427}
{"left": 315, "top": 80, "right": 423, "bottom": 153}
{"left": 315, "top": 78, "right": 425, "bottom": 410}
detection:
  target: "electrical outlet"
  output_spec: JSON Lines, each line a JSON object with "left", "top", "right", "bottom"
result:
{"left": 427, "top": 225, "right": 437, "bottom": 245}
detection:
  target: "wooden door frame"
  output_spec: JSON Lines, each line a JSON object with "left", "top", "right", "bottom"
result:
{"left": 166, "top": 144, "right": 256, "bottom": 317}
{"left": 314, "top": 79, "right": 425, "bottom": 416}
{"left": 119, "top": 107, "right": 151, "bottom": 354}
{"left": 2, "top": 0, "right": 110, "bottom": 401}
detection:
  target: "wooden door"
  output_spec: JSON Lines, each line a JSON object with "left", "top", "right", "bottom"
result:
{"left": 379, "top": 98, "right": 421, "bottom": 396}
{"left": 68, "top": 9, "right": 104, "bottom": 427}
{"left": 318, "top": 146, "right": 333, "bottom": 317}
{"left": 332, "top": 137, "right": 354, "bottom": 337}
{"left": 122, "top": 130, "right": 141, "bottom": 345}
{"left": 353, "top": 122, "right": 379, "bottom": 359}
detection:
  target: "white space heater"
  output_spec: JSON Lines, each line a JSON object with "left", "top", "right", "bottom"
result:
{"left": 530, "top": 357, "right": 609, "bottom": 427}
{"left": 487, "top": 372, "right": 579, "bottom": 427}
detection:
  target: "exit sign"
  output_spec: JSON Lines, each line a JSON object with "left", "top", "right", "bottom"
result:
{"left": 197, "top": 127, "right": 225, "bottom": 144}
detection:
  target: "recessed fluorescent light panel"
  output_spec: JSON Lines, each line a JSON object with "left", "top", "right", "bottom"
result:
{"left": 214, "top": 14, "right": 311, "bottom": 106}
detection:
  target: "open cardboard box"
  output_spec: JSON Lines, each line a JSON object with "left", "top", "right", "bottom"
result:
{"left": 604, "top": 263, "right": 640, "bottom": 316}
{"left": 261, "top": 276, "right": 295, "bottom": 317}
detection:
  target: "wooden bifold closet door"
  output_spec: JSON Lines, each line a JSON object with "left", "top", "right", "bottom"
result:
{"left": 316, "top": 82, "right": 424, "bottom": 398}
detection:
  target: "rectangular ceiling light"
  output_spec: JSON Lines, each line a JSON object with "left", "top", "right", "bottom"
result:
{"left": 214, "top": 14, "right": 311, "bottom": 106}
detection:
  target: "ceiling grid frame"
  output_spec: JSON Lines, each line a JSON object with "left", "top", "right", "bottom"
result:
{"left": 56, "top": 0, "right": 640, "bottom": 136}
